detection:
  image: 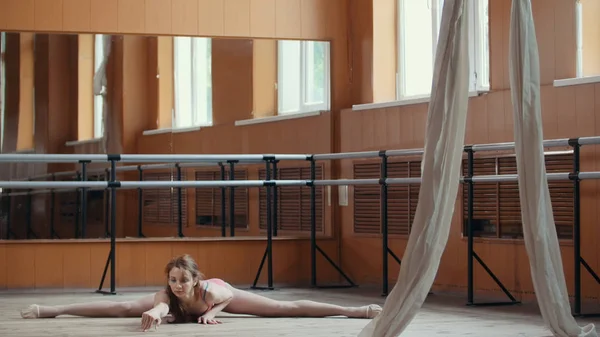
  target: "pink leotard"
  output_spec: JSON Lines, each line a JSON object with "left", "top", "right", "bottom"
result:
{"left": 199, "top": 278, "right": 229, "bottom": 313}
{"left": 206, "top": 278, "right": 228, "bottom": 287}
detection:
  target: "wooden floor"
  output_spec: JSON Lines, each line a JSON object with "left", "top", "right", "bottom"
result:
{"left": 1, "top": 286, "right": 599, "bottom": 336}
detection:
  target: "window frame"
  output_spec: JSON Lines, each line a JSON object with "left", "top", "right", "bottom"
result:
{"left": 576, "top": 0, "right": 583, "bottom": 77}
{"left": 396, "top": 0, "right": 490, "bottom": 101}
{"left": 276, "top": 40, "right": 331, "bottom": 115}
{"left": 173, "top": 36, "right": 213, "bottom": 129}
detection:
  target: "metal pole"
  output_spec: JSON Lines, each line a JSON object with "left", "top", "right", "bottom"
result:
{"left": 176, "top": 164, "right": 184, "bottom": 237}
{"left": 5, "top": 188, "right": 10, "bottom": 239}
{"left": 74, "top": 171, "right": 81, "bottom": 238}
{"left": 137, "top": 166, "right": 144, "bottom": 237}
{"left": 109, "top": 159, "right": 117, "bottom": 294}
{"left": 571, "top": 139, "right": 581, "bottom": 315}
{"left": 25, "top": 189, "right": 32, "bottom": 239}
{"left": 466, "top": 147, "right": 475, "bottom": 305}
{"left": 265, "top": 160, "right": 274, "bottom": 288}
{"left": 80, "top": 161, "right": 89, "bottom": 238}
{"left": 380, "top": 152, "right": 389, "bottom": 295}
{"left": 228, "top": 160, "right": 237, "bottom": 237}
{"left": 272, "top": 160, "right": 279, "bottom": 237}
{"left": 104, "top": 169, "right": 110, "bottom": 238}
{"left": 219, "top": 163, "right": 226, "bottom": 237}
{"left": 310, "top": 157, "right": 317, "bottom": 287}
{"left": 49, "top": 174, "right": 57, "bottom": 238}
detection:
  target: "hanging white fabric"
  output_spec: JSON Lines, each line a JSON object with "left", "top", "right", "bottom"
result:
{"left": 358, "top": 0, "right": 471, "bottom": 336}
{"left": 508, "top": 1, "right": 596, "bottom": 336}
{"left": 93, "top": 35, "right": 112, "bottom": 153}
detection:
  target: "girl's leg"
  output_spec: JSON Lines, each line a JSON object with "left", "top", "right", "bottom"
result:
{"left": 20, "top": 293, "right": 156, "bottom": 319}
{"left": 224, "top": 289, "right": 382, "bottom": 319}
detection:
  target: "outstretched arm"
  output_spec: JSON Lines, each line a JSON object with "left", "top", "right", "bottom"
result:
{"left": 150, "top": 290, "right": 171, "bottom": 318}
{"left": 141, "top": 290, "right": 170, "bottom": 331}
{"left": 199, "top": 283, "right": 233, "bottom": 324}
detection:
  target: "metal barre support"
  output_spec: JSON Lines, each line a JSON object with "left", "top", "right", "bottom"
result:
{"left": 309, "top": 158, "right": 357, "bottom": 290}
{"left": 251, "top": 159, "right": 275, "bottom": 291}
{"left": 464, "top": 146, "right": 520, "bottom": 307}
{"left": 96, "top": 159, "right": 119, "bottom": 296}
{"left": 573, "top": 141, "right": 582, "bottom": 316}
{"left": 5, "top": 136, "right": 600, "bottom": 299}
{"left": 3, "top": 171, "right": 600, "bottom": 193}
{"left": 219, "top": 163, "right": 227, "bottom": 237}
{"left": 137, "top": 166, "right": 144, "bottom": 238}
{"left": 0, "top": 153, "right": 311, "bottom": 163}
{"left": 80, "top": 161, "right": 89, "bottom": 239}
{"left": 228, "top": 161, "right": 237, "bottom": 237}
{"left": 176, "top": 164, "right": 184, "bottom": 238}
{"left": 381, "top": 152, "right": 389, "bottom": 296}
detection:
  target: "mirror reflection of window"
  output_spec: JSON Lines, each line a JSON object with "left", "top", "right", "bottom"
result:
{"left": 93, "top": 34, "right": 105, "bottom": 139}
{"left": 277, "top": 40, "right": 330, "bottom": 115}
{"left": 173, "top": 37, "right": 213, "bottom": 129}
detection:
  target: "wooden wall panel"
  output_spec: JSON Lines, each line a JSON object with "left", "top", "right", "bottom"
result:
{"left": 90, "top": 0, "right": 118, "bottom": 34}
{"left": 76, "top": 34, "right": 94, "bottom": 141}
{"left": 332, "top": 0, "right": 591, "bottom": 303}
{"left": 33, "top": 0, "right": 63, "bottom": 32}
{"left": 212, "top": 39, "right": 253, "bottom": 124}
{"left": 17, "top": 33, "right": 34, "bottom": 151}
{"left": 62, "top": 0, "right": 92, "bottom": 33}
{"left": 250, "top": 0, "right": 276, "bottom": 37}
{"left": 197, "top": 0, "right": 225, "bottom": 36}
{"left": 0, "top": 0, "right": 35, "bottom": 32}
{"left": 121, "top": 36, "right": 150, "bottom": 154}
{"left": 172, "top": 0, "right": 199, "bottom": 36}
{"left": 0, "top": 0, "right": 344, "bottom": 40}
{"left": 144, "top": 0, "right": 172, "bottom": 35}
{"left": 224, "top": 0, "right": 251, "bottom": 37}
{"left": 275, "top": 0, "right": 302, "bottom": 38}
{"left": 134, "top": 113, "right": 334, "bottom": 238}
{"left": 0, "top": 238, "right": 341, "bottom": 289}
{"left": 338, "top": 82, "right": 600, "bottom": 300}
{"left": 252, "top": 39, "right": 276, "bottom": 118}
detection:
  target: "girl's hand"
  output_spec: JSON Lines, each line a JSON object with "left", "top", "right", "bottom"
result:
{"left": 141, "top": 309, "right": 162, "bottom": 332}
{"left": 198, "top": 314, "right": 222, "bottom": 325}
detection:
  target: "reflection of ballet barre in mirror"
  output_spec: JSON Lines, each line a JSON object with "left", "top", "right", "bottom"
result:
{"left": 1, "top": 134, "right": 600, "bottom": 316}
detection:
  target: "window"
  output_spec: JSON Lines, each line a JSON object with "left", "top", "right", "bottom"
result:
{"left": 277, "top": 40, "right": 330, "bottom": 115}
{"left": 575, "top": 0, "right": 600, "bottom": 78}
{"left": 0, "top": 32, "right": 5, "bottom": 151}
{"left": 94, "top": 34, "right": 105, "bottom": 139}
{"left": 173, "top": 37, "right": 212, "bottom": 128}
{"left": 397, "top": 0, "right": 489, "bottom": 100}
{"left": 576, "top": 0, "right": 583, "bottom": 77}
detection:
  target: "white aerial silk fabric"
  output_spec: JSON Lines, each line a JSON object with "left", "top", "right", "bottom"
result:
{"left": 93, "top": 35, "right": 111, "bottom": 152}
{"left": 508, "top": 1, "right": 596, "bottom": 336}
{"left": 358, "top": 0, "right": 471, "bottom": 336}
